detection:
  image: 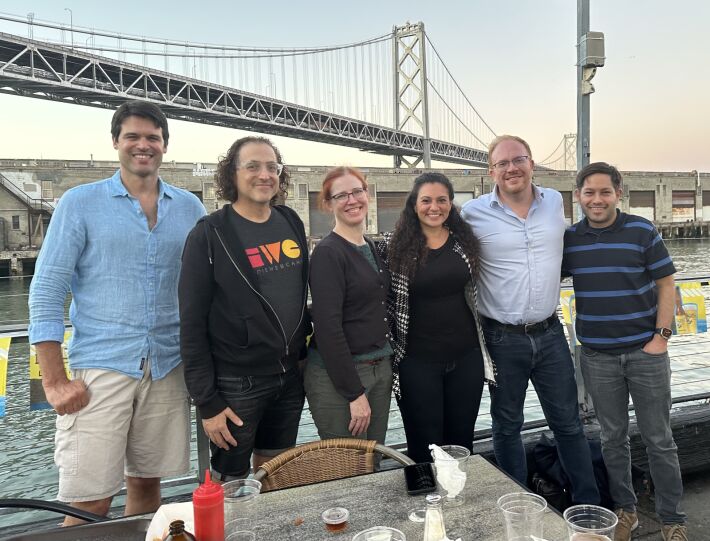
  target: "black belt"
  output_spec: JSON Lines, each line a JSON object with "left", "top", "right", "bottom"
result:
{"left": 482, "top": 314, "right": 559, "bottom": 335}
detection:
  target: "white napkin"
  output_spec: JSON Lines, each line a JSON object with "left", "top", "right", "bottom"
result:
{"left": 144, "top": 502, "right": 194, "bottom": 541}
{"left": 428, "top": 444, "right": 467, "bottom": 499}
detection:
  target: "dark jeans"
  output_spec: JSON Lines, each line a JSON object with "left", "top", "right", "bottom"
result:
{"left": 397, "top": 348, "right": 485, "bottom": 464}
{"left": 212, "top": 368, "right": 305, "bottom": 478}
{"left": 483, "top": 318, "right": 600, "bottom": 504}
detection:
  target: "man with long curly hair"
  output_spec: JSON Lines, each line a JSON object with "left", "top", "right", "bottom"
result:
{"left": 461, "top": 135, "right": 599, "bottom": 505}
{"left": 179, "top": 136, "right": 309, "bottom": 480}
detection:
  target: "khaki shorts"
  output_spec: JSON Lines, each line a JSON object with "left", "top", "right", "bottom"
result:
{"left": 54, "top": 361, "right": 190, "bottom": 502}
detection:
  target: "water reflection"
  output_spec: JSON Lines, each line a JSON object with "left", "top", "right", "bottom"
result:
{"left": 664, "top": 238, "right": 710, "bottom": 278}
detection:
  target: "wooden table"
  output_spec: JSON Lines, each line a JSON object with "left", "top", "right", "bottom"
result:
{"left": 249, "top": 454, "right": 569, "bottom": 540}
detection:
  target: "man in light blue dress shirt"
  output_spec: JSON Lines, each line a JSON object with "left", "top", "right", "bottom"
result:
{"left": 28, "top": 101, "right": 205, "bottom": 524}
{"left": 461, "top": 134, "right": 599, "bottom": 504}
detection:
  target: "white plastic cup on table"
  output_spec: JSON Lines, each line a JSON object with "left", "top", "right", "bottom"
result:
{"left": 226, "top": 519, "right": 252, "bottom": 535}
{"left": 430, "top": 444, "right": 470, "bottom": 506}
{"left": 437, "top": 444, "right": 470, "bottom": 463}
{"left": 351, "top": 526, "right": 406, "bottom": 540}
{"left": 563, "top": 505, "right": 618, "bottom": 540}
{"left": 496, "top": 492, "right": 547, "bottom": 541}
{"left": 222, "top": 478, "right": 262, "bottom": 535}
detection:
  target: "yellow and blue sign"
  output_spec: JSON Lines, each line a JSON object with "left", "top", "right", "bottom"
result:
{"left": 29, "top": 331, "right": 72, "bottom": 411}
{"left": 559, "top": 290, "right": 580, "bottom": 345}
{"left": 0, "top": 337, "right": 10, "bottom": 417}
{"left": 675, "top": 282, "right": 707, "bottom": 334}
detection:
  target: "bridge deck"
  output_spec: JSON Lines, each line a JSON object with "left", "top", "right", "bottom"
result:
{"left": 0, "top": 32, "right": 489, "bottom": 167}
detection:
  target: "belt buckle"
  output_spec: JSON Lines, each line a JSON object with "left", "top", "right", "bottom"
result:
{"left": 524, "top": 322, "right": 537, "bottom": 334}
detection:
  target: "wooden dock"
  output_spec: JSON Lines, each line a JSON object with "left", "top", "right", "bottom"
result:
{"left": 657, "top": 221, "right": 710, "bottom": 239}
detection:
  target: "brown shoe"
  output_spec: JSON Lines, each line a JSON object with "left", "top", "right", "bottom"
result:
{"left": 614, "top": 509, "right": 639, "bottom": 541}
{"left": 662, "top": 524, "right": 688, "bottom": 541}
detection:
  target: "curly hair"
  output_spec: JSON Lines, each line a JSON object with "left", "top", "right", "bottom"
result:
{"left": 388, "top": 172, "right": 480, "bottom": 280}
{"left": 214, "top": 136, "right": 290, "bottom": 204}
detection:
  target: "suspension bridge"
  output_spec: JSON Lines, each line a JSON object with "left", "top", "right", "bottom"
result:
{"left": 0, "top": 12, "right": 573, "bottom": 169}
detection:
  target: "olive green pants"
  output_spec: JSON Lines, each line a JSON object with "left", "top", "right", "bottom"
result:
{"left": 304, "top": 358, "right": 393, "bottom": 446}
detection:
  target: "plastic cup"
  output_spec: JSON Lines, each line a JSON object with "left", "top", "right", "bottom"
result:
{"left": 563, "top": 505, "right": 617, "bottom": 541}
{"left": 431, "top": 444, "right": 470, "bottom": 506}
{"left": 351, "top": 526, "right": 406, "bottom": 540}
{"left": 223, "top": 478, "right": 261, "bottom": 534}
{"left": 407, "top": 506, "right": 427, "bottom": 522}
{"left": 322, "top": 507, "right": 349, "bottom": 532}
{"left": 438, "top": 444, "right": 470, "bottom": 461}
{"left": 226, "top": 519, "right": 252, "bottom": 534}
{"left": 496, "top": 492, "right": 547, "bottom": 541}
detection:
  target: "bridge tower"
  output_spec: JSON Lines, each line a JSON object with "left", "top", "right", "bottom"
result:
{"left": 563, "top": 133, "right": 577, "bottom": 171}
{"left": 392, "top": 22, "right": 431, "bottom": 168}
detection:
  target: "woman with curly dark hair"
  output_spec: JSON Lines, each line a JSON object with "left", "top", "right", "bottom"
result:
{"left": 377, "top": 172, "right": 496, "bottom": 463}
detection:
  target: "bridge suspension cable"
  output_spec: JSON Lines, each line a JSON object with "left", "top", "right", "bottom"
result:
{"left": 0, "top": 12, "right": 500, "bottom": 164}
{"left": 0, "top": 13, "right": 390, "bottom": 55}
{"left": 0, "top": 11, "right": 397, "bottom": 127}
{"left": 424, "top": 35, "right": 496, "bottom": 149}
{"left": 538, "top": 133, "right": 577, "bottom": 170}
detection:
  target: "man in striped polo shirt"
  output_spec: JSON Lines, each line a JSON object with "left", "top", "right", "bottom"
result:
{"left": 562, "top": 162, "right": 687, "bottom": 541}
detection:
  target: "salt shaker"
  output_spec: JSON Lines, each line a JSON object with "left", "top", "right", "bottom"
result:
{"left": 423, "top": 493, "right": 447, "bottom": 541}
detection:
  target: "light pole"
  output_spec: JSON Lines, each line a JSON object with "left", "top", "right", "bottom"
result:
{"left": 576, "top": 0, "right": 605, "bottom": 170}
{"left": 64, "top": 8, "right": 74, "bottom": 50}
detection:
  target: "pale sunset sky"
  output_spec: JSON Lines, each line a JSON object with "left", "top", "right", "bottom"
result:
{"left": 1, "top": 0, "right": 709, "bottom": 172}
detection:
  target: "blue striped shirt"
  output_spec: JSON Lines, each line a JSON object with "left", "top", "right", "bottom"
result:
{"left": 562, "top": 211, "right": 675, "bottom": 352}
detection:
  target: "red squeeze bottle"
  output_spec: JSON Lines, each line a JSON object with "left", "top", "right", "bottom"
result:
{"left": 192, "top": 470, "right": 224, "bottom": 541}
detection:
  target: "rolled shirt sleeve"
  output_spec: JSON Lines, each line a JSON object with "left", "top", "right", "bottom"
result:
{"left": 29, "top": 191, "right": 85, "bottom": 344}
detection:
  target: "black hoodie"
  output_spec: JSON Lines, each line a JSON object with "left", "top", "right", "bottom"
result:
{"left": 178, "top": 204, "right": 310, "bottom": 418}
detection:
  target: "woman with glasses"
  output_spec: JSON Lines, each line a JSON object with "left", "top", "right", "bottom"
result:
{"left": 304, "top": 167, "right": 393, "bottom": 446}
{"left": 377, "top": 172, "right": 496, "bottom": 463}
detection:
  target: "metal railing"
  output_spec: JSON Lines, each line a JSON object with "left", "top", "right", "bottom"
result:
{"left": 1, "top": 275, "right": 710, "bottom": 523}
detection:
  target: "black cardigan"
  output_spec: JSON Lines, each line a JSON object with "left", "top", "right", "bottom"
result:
{"left": 309, "top": 231, "right": 390, "bottom": 401}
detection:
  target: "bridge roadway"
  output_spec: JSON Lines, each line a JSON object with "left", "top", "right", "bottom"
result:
{"left": 0, "top": 32, "right": 489, "bottom": 167}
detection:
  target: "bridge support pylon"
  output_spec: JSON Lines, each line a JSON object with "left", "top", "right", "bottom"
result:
{"left": 392, "top": 22, "right": 431, "bottom": 169}
{"left": 563, "top": 133, "right": 577, "bottom": 171}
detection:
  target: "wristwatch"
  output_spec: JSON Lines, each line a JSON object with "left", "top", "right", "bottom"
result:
{"left": 655, "top": 327, "right": 673, "bottom": 340}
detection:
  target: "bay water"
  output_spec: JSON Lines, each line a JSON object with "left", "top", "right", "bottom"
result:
{"left": 0, "top": 239, "right": 708, "bottom": 525}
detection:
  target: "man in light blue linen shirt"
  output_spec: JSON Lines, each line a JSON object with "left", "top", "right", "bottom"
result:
{"left": 28, "top": 100, "right": 205, "bottom": 524}
{"left": 461, "top": 134, "right": 599, "bottom": 504}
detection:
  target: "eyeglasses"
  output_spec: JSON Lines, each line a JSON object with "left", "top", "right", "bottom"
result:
{"left": 329, "top": 187, "right": 368, "bottom": 203}
{"left": 239, "top": 161, "right": 284, "bottom": 176}
{"left": 491, "top": 155, "right": 530, "bottom": 171}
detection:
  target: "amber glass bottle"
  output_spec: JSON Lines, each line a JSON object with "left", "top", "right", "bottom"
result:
{"left": 163, "top": 520, "right": 196, "bottom": 541}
